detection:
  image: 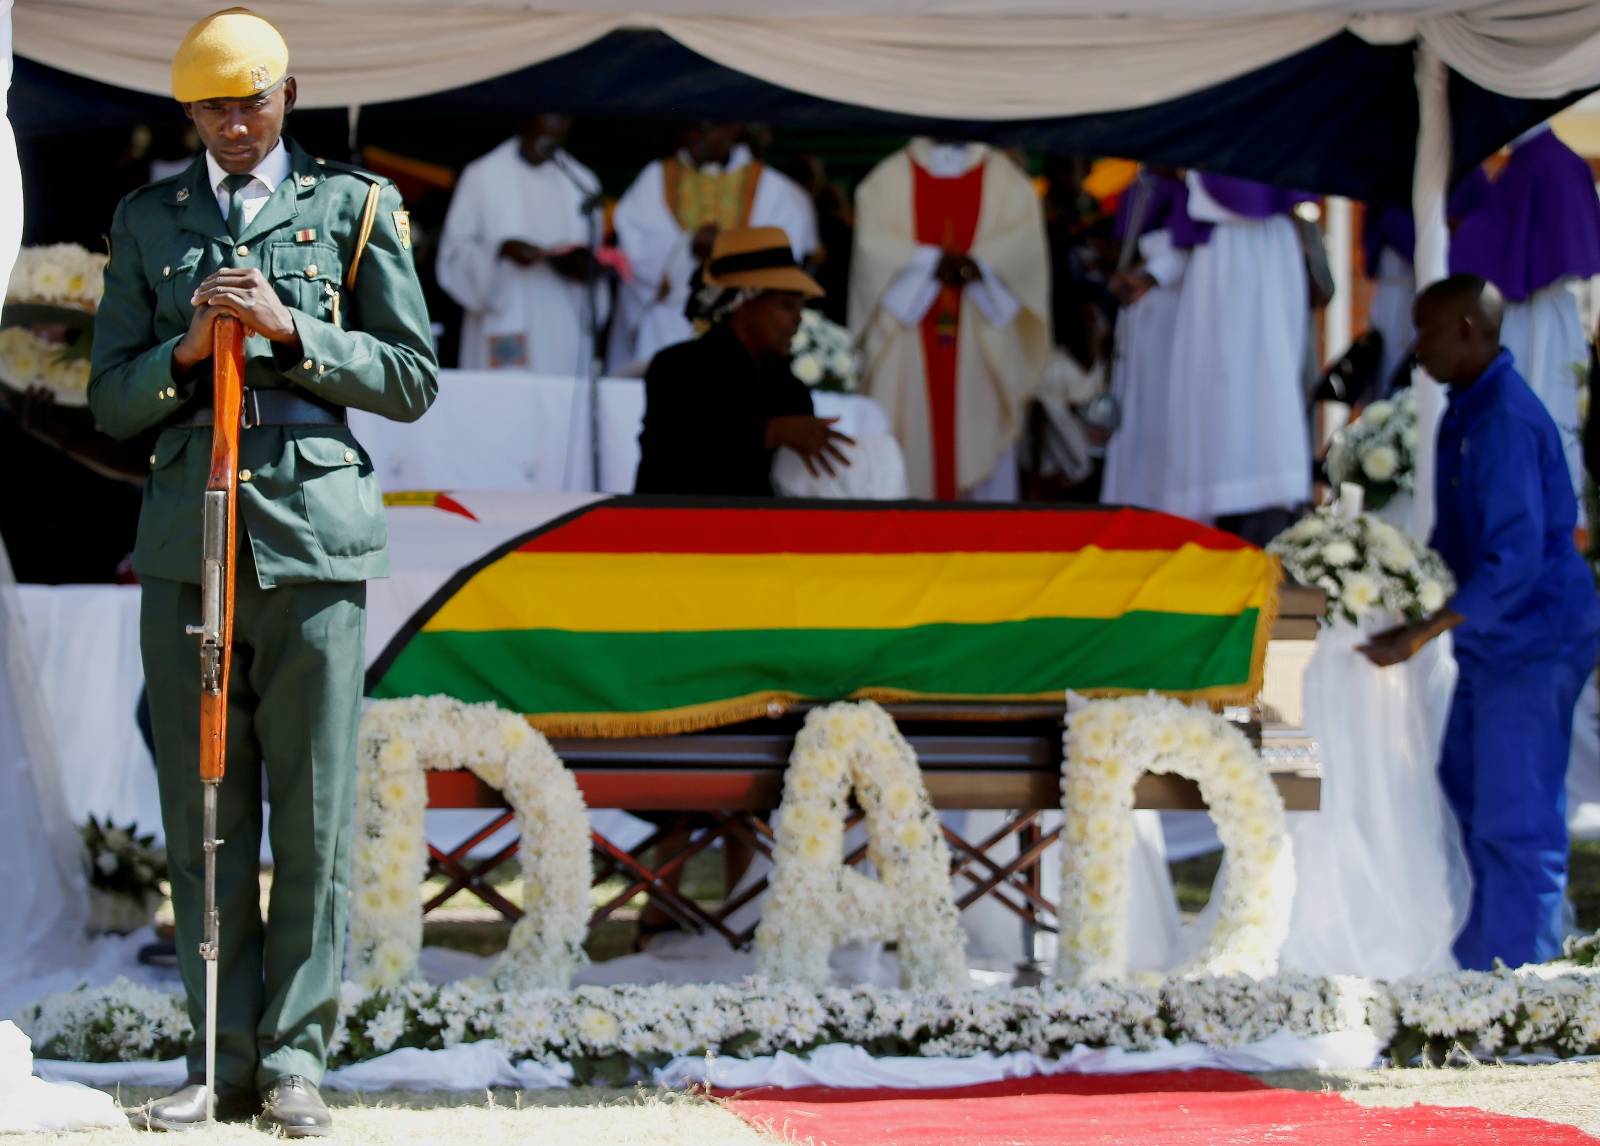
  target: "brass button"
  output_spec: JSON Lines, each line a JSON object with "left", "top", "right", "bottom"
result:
{"left": 239, "top": 468, "right": 252, "bottom": 482}
{"left": 149, "top": 454, "right": 158, "bottom": 466}
{"left": 318, "top": 365, "right": 328, "bottom": 375}
{"left": 236, "top": 244, "right": 250, "bottom": 257}
{"left": 343, "top": 450, "right": 356, "bottom": 464}
{"left": 156, "top": 388, "right": 166, "bottom": 400}
{"left": 304, "top": 264, "right": 318, "bottom": 279}
{"left": 166, "top": 386, "right": 177, "bottom": 398}
{"left": 162, "top": 265, "right": 171, "bottom": 277}
{"left": 302, "top": 359, "right": 314, "bottom": 370}
{"left": 301, "top": 173, "right": 317, "bottom": 186}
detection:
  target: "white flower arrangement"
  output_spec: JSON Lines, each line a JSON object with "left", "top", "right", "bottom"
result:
{"left": 22, "top": 966, "right": 1599, "bottom": 1080}
{"left": 352, "top": 696, "right": 591, "bottom": 992}
{"left": 790, "top": 308, "right": 861, "bottom": 392}
{"left": 6, "top": 243, "right": 107, "bottom": 311}
{"left": 1325, "top": 388, "right": 1419, "bottom": 511}
{"left": 1, "top": 243, "right": 107, "bottom": 406}
{"left": 1057, "top": 694, "right": 1294, "bottom": 985}
{"left": 80, "top": 816, "right": 168, "bottom": 936}
{"left": 1267, "top": 508, "right": 1456, "bottom": 628}
{"left": 755, "top": 701, "right": 968, "bottom": 990}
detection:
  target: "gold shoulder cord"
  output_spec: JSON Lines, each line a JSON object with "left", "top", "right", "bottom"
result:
{"left": 345, "top": 182, "right": 382, "bottom": 291}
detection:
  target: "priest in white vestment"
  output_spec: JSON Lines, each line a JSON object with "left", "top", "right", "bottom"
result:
{"left": 1101, "top": 170, "right": 1193, "bottom": 509}
{"left": 850, "top": 139, "right": 1051, "bottom": 501}
{"left": 437, "top": 115, "right": 607, "bottom": 376}
{"left": 608, "top": 123, "right": 817, "bottom": 373}
{"left": 1160, "top": 172, "right": 1311, "bottom": 539}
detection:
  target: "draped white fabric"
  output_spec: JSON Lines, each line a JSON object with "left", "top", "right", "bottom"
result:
{"left": 1281, "top": 624, "right": 1470, "bottom": 980}
{"left": 13, "top": 2, "right": 1600, "bottom": 117}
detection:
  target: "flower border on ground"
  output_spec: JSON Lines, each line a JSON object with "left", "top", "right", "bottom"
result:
{"left": 755, "top": 701, "right": 967, "bottom": 989}
{"left": 20, "top": 964, "right": 1600, "bottom": 1081}
{"left": 1268, "top": 508, "right": 1456, "bottom": 628}
{"left": 1058, "top": 693, "right": 1295, "bottom": 984}
{"left": 351, "top": 696, "right": 591, "bottom": 992}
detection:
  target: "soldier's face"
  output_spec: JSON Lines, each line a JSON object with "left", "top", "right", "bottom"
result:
{"left": 185, "top": 77, "right": 297, "bottom": 175}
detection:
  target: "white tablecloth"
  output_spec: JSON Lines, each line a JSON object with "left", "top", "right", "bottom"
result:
{"left": 349, "top": 370, "right": 892, "bottom": 495}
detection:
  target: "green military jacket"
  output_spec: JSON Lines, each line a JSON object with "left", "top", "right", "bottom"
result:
{"left": 88, "top": 138, "right": 437, "bottom": 588}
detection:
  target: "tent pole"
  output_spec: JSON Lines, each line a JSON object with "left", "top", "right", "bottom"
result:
{"left": 1410, "top": 44, "right": 1451, "bottom": 541}
{"left": 1324, "top": 195, "right": 1354, "bottom": 358}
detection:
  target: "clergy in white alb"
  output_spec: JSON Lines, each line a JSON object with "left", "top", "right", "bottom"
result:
{"left": 437, "top": 115, "right": 608, "bottom": 375}
{"left": 1158, "top": 172, "right": 1311, "bottom": 528}
{"left": 608, "top": 123, "right": 817, "bottom": 373}
{"left": 850, "top": 139, "right": 1051, "bottom": 501}
{"left": 1101, "top": 170, "right": 1194, "bottom": 509}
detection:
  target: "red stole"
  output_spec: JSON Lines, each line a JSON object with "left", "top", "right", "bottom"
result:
{"left": 912, "top": 160, "right": 985, "bottom": 500}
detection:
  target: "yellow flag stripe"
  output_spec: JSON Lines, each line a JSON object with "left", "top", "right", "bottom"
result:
{"left": 421, "top": 546, "right": 1272, "bottom": 635}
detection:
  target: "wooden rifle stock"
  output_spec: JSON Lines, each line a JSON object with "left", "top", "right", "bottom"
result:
{"left": 197, "top": 316, "right": 244, "bottom": 780}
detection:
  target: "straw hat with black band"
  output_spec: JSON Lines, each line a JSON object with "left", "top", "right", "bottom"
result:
{"left": 688, "top": 227, "right": 823, "bottom": 327}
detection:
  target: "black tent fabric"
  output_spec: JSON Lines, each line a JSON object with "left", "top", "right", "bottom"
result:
{"left": 12, "top": 29, "right": 1582, "bottom": 203}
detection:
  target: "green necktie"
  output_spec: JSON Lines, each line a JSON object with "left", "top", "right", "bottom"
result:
{"left": 222, "top": 172, "right": 255, "bottom": 238}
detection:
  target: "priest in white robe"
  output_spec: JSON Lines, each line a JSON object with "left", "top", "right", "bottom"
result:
{"left": 608, "top": 123, "right": 817, "bottom": 373}
{"left": 1160, "top": 172, "right": 1311, "bottom": 540}
{"left": 1102, "top": 170, "right": 1193, "bottom": 509}
{"left": 437, "top": 114, "right": 608, "bottom": 376}
{"left": 850, "top": 139, "right": 1051, "bottom": 501}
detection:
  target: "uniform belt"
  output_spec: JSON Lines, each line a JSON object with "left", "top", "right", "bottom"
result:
{"left": 179, "top": 389, "right": 346, "bottom": 428}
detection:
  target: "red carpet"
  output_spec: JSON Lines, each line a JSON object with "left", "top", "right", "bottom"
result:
{"left": 720, "top": 1070, "right": 1599, "bottom": 1145}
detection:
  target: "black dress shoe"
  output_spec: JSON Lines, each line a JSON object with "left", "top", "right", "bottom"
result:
{"left": 132, "top": 1080, "right": 258, "bottom": 1130}
{"left": 260, "top": 1076, "right": 333, "bottom": 1138}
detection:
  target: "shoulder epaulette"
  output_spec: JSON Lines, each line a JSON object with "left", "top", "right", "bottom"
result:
{"left": 313, "top": 157, "right": 389, "bottom": 186}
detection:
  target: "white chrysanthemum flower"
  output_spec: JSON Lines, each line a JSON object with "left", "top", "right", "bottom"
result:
{"left": 1342, "top": 572, "right": 1381, "bottom": 613}
{"left": 1418, "top": 580, "right": 1447, "bottom": 613}
{"left": 793, "top": 354, "right": 824, "bottom": 385}
{"left": 1320, "top": 540, "right": 1358, "bottom": 567}
{"left": 1361, "top": 446, "right": 1399, "bottom": 482}
{"left": 1363, "top": 399, "right": 1395, "bottom": 426}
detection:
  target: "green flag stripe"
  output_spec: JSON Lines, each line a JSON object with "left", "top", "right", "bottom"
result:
{"left": 369, "top": 611, "right": 1260, "bottom": 714}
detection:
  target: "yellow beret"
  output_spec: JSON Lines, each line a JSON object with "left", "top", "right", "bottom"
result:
{"left": 171, "top": 8, "right": 288, "bottom": 103}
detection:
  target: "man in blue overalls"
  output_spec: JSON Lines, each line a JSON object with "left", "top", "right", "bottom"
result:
{"left": 1361, "top": 274, "right": 1600, "bottom": 969}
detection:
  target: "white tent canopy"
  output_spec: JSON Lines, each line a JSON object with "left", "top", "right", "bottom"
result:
{"left": 11, "top": 1, "right": 1600, "bottom": 116}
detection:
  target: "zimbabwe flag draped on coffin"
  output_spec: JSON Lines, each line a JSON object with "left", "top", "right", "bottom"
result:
{"left": 367, "top": 497, "right": 1280, "bottom": 736}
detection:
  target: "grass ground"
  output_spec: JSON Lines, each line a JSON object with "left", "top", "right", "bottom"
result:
{"left": 21, "top": 1087, "right": 779, "bottom": 1145}
{"left": 1265, "top": 1061, "right": 1600, "bottom": 1138}
{"left": 17, "top": 1064, "right": 1600, "bottom": 1144}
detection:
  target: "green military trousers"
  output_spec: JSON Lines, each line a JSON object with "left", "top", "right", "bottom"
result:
{"left": 141, "top": 554, "right": 365, "bottom": 1092}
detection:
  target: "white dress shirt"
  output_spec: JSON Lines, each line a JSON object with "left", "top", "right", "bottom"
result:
{"left": 204, "top": 139, "right": 290, "bottom": 230}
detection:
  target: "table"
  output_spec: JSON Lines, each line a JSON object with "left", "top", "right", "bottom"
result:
{"left": 348, "top": 370, "right": 893, "bottom": 495}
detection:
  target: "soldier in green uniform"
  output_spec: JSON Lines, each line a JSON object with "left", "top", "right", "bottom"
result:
{"left": 87, "top": 9, "right": 436, "bottom": 1135}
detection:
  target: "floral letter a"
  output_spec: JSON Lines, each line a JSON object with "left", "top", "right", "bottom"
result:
{"left": 756, "top": 702, "right": 967, "bottom": 989}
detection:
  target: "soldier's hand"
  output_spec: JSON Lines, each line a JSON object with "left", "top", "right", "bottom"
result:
{"left": 193, "top": 268, "right": 299, "bottom": 346}
{"left": 172, "top": 302, "right": 222, "bottom": 373}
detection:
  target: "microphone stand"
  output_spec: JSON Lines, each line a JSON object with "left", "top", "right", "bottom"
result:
{"left": 553, "top": 150, "right": 607, "bottom": 492}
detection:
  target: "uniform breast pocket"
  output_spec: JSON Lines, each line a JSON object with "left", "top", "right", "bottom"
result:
{"left": 268, "top": 240, "right": 341, "bottom": 320}
{"left": 153, "top": 252, "right": 205, "bottom": 329}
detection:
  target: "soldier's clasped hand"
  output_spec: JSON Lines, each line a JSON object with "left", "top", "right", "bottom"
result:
{"left": 192, "top": 268, "right": 300, "bottom": 346}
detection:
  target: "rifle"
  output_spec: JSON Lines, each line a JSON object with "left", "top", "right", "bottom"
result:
{"left": 185, "top": 314, "right": 243, "bottom": 1123}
